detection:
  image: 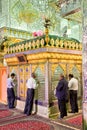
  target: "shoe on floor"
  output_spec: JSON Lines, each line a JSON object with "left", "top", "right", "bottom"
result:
{"left": 68, "top": 111, "right": 75, "bottom": 113}
{"left": 58, "top": 116, "right": 63, "bottom": 119}
{"left": 9, "top": 106, "right": 15, "bottom": 109}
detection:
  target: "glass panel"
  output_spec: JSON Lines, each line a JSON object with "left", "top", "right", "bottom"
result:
{"left": 35, "top": 66, "right": 45, "bottom": 101}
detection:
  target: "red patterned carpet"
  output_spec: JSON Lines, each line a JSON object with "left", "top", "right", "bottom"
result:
{"left": 0, "top": 110, "right": 12, "bottom": 118}
{"left": 0, "top": 104, "right": 54, "bottom": 130}
{"left": 66, "top": 114, "right": 82, "bottom": 126}
{"left": 0, "top": 120, "right": 54, "bottom": 130}
{"left": 0, "top": 104, "right": 7, "bottom": 110}
{"left": 0, "top": 103, "right": 82, "bottom": 130}
{"left": 60, "top": 113, "right": 82, "bottom": 130}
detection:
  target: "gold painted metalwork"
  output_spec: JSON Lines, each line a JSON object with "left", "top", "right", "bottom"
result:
{"left": 55, "top": 39, "right": 60, "bottom": 47}
{"left": 39, "top": 64, "right": 45, "bottom": 74}
{"left": 28, "top": 42, "right": 32, "bottom": 50}
{"left": 45, "top": 28, "right": 50, "bottom": 46}
{"left": 25, "top": 42, "right": 29, "bottom": 50}
{"left": 36, "top": 40, "right": 40, "bottom": 48}
{"left": 59, "top": 64, "right": 66, "bottom": 74}
{"left": 41, "top": 39, "right": 44, "bottom": 47}
{"left": 21, "top": 44, "right": 24, "bottom": 51}
{"left": 32, "top": 65, "right": 38, "bottom": 72}
{"left": 28, "top": 59, "right": 46, "bottom": 64}
{"left": 6, "top": 37, "right": 82, "bottom": 54}
{"left": 76, "top": 43, "right": 79, "bottom": 50}
{"left": 51, "top": 64, "right": 59, "bottom": 75}
{"left": 79, "top": 43, "right": 82, "bottom": 50}
{"left": 76, "top": 65, "right": 82, "bottom": 72}
{"left": 68, "top": 64, "right": 75, "bottom": 74}
{"left": 32, "top": 41, "right": 36, "bottom": 49}
{"left": 50, "top": 39, "right": 55, "bottom": 47}
{"left": 9, "top": 66, "right": 18, "bottom": 76}
{"left": 5, "top": 51, "right": 82, "bottom": 66}
{"left": 27, "top": 53, "right": 82, "bottom": 61}
{"left": 51, "top": 63, "right": 66, "bottom": 76}
{"left": 60, "top": 40, "right": 64, "bottom": 48}
{"left": 72, "top": 42, "right": 76, "bottom": 49}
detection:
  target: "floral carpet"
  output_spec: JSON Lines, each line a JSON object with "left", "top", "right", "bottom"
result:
{"left": 0, "top": 104, "right": 7, "bottom": 110}
{"left": 0, "top": 103, "right": 82, "bottom": 130}
{"left": 0, "top": 110, "right": 12, "bottom": 118}
{"left": 0, "top": 104, "right": 54, "bottom": 130}
{"left": 0, "top": 120, "right": 54, "bottom": 130}
{"left": 65, "top": 114, "right": 82, "bottom": 127}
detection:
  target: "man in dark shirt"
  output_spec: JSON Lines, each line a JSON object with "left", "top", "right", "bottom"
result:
{"left": 56, "top": 74, "right": 68, "bottom": 119}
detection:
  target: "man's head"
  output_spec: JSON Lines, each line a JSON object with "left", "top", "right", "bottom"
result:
{"left": 59, "top": 74, "right": 64, "bottom": 80}
{"left": 68, "top": 74, "right": 73, "bottom": 80}
{"left": 11, "top": 73, "right": 15, "bottom": 79}
{"left": 31, "top": 73, "right": 36, "bottom": 79}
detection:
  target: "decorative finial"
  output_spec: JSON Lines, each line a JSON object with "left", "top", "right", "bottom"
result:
{"left": 44, "top": 18, "right": 51, "bottom": 46}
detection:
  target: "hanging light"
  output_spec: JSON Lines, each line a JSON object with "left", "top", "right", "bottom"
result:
{"left": 67, "top": 29, "right": 71, "bottom": 35}
{"left": 67, "top": 19, "right": 71, "bottom": 35}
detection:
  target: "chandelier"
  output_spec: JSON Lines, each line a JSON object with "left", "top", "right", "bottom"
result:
{"left": 11, "top": 2, "right": 39, "bottom": 24}
{"left": 19, "top": 9, "right": 39, "bottom": 23}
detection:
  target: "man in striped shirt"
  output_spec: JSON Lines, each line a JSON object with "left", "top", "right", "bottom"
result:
{"left": 7, "top": 73, "right": 16, "bottom": 109}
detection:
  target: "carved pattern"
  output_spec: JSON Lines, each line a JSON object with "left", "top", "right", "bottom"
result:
{"left": 7, "top": 37, "right": 82, "bottom": 53}
{"left": 51, "top": 64, "right": 59, "bottom": 76}
{"left": 68, "top": 64, "right": 74, "bottom": 73}
{"left": 50, "top": 39, "right": 55, "bottom": 47}
{"left": 38, "top": 64, "right": 45, "bottom": 74}
{"left": 55, "top": 39, "right": 60, "bottom": 47}
{"left": 41, "top": 39, "right": 44, "bottom": 47}
{"left": 36, "top": 40, "right": 40, "bottom": 48}
{"left": 59, "top": 64, "right": 66, "bottom": 75}
{"left": 76, "top": 65, "right": 82, "bottom": 72}
{"left": 32, "top": 64, "right": 38, "bottom": 72}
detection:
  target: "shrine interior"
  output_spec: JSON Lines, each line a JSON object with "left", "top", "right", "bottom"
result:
{"left": 0, "top": 0, "right": 82, "bottom": 119}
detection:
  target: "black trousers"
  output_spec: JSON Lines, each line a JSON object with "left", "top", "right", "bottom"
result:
{"left": 7, "top": 88, "right": 15, "bottom": 108}
{"left": 24, "top": 88, "right": 34, "bottom": 115}
{"left": 69, "top": 90, "right": 78, "bottom": 113}
{"left": 58, "top": 99, "right": 67, "bottom": 118}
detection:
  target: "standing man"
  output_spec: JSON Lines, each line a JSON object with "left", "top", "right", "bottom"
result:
{"left": 56, "top": 74, "right": 68, "bottom": 119}
{"left": 24, "top": 73, "right": 37, "bottom": 116}
{"left": 7, "top": 73, "right": 16, "bottom": 109}
{"left": 68, "top": 74, "right": 78, "bottom": 113}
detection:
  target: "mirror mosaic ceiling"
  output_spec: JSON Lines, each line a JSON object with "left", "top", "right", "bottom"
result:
{"left": 0, "top": 0, "right": 82, "bottom": 41}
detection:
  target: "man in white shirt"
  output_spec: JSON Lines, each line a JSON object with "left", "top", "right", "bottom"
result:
{"left": 68, "top": 74, "right": 78, "bottom": 113}
{"left": 24, "top": 73, "right": 37, "bottom": 116}
{"left": 7, "top": 73, "right": 15, "bottom": 109}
